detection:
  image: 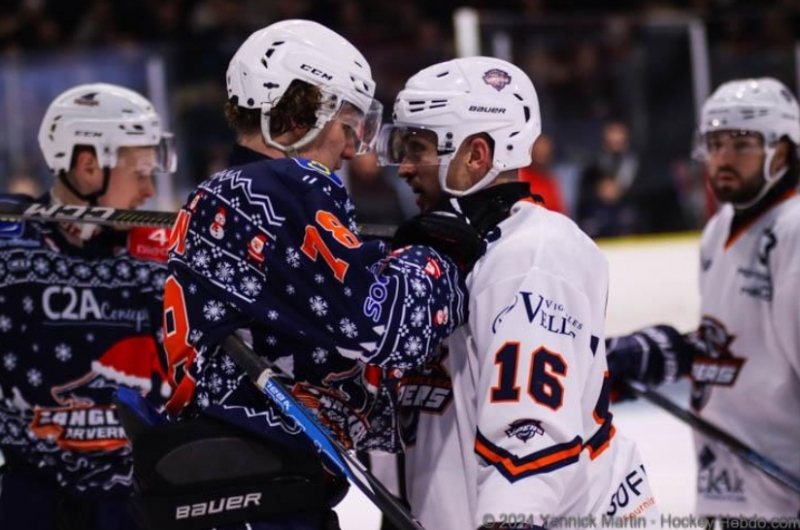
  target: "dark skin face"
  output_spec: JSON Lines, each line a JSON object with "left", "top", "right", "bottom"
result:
{"left": 704, "top": 130, "right": 789, "bottom": 204}
{"left": 396, "top": 131, "right": 494, "bottom": 212}
{"left": 396, "top": 131, "right": 444, "bottom": 212}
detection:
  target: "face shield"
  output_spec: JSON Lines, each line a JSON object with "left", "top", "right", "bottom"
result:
{"left": 693, "top": 129, "right": 765, "bottom": 162}
{"left": 375, "top": 125, "right": 451, "bottom": 167}
{"left": 334, "top": 99, "right": 384, "bottom": 155}
{"left": 154, "top": 133, "right": 178, "bottom": 173}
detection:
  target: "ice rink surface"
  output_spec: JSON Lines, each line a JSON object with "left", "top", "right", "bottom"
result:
{"left": 335, "top": 234, "right": 703, "bottom": 528}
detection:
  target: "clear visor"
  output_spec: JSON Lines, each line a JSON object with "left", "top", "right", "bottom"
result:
{"left": 693, "top": 129, "right": 764, "bottom": 161}
{"left": 155, "top": 133, "right": 178, "bottom": 173}
{"left": 335, "top": 99, "right": 384, "bottom": 155}
{"left": 376, "top": 125, "right": 448, "bottom": 167}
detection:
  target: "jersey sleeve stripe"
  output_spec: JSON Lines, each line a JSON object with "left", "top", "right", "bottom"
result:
{"left": 474, "top": 430, "right": 583, "bottom": 482}
{"left": 584, "top": 423, "right": 615, "bottom": 461}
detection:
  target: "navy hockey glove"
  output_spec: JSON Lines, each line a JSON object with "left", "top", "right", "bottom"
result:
{"left": 392, "top": 210, "right": 485, "bottom": 273}
{"left": 605, "top": 325, "right": 696, "bottom": 402}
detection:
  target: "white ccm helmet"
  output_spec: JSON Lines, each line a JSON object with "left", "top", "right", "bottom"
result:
{"left": 377, "top": 56, "right": 541, "bottom": 196}
{"left": 226, "top": 19, "right": 383, "bottom": 156}
{"left": 698, "top": 77, "right": 800, "bottom": 205}
{"left": 38, "top": 83, "right": 175, "bottom": 178}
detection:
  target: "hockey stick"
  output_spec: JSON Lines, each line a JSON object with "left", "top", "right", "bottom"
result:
{"left": 0, "top": 200, "right": 397, "bottom": 240}
{"left": 624, "top": 379, "right": 800, "bottom": 495}
{"left": 221, "top": 334, "right": 425, "bottom": 530}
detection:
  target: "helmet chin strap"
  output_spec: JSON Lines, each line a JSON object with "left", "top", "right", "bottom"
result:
{"left": 57, "top": 167, "right": 111, "bottom": 206}
{"left": 732, "top": 148, "right": 787, "bottom": 210}
{"left": 53, "top": 166, "right": 112, "bottom": 240}
{"left": 262, "top": 118, "right": 323, "bottom": 159}
{"left": 439, "top": 153, "right": 503, "bottom": 197}
{"left": 260, "top": 92, "right": 341, "bottom": 160}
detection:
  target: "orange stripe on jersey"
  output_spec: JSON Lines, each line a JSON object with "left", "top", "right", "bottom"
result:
{"left": 585, "top": 424, "right": 616, "bottom": 460}
{"left": 474, "top": 431, "right": 582, "bottom": 481}
{"left": 725, "top": 188, "right": 797, "bottom": 249}
{"left": 165, "top": 376, "right": 196, "bottom": 416}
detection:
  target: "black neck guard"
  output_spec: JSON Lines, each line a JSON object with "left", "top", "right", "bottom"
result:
{"left": 442, "top": 182, "right": 536, "bottom": 237}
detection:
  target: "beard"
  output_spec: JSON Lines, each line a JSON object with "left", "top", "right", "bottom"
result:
{"left": 709, "top": 168, "right": 765, "bottom": 205}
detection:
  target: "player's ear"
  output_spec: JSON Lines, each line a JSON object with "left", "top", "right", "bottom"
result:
{"left": 465, "top": 134, "right": 493, "bottom": 176}
{"left": 72, "top": 149, "right": 100, "bottom": 180}
{"left": 769, "top": 138, "right": 791, "bottom": 176}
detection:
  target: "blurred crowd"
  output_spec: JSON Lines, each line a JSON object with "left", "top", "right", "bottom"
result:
{"left": 1, "top": 0, "right": 800, "bottom": 237}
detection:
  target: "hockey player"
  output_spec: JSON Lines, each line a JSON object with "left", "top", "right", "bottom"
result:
{"left": 377, "top": 56, "right": 659, "bottom": 530}
{"left": 606, "top": 78, "right": 800, "bottom": 526}
{"left": 119, "top": 19, "right": 480, "bottom": 530}
{"left": 0, "top": 83, "right": 176, "bottom": 529}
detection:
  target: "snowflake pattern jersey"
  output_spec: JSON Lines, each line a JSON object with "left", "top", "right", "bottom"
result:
{"left": 164, "top": 158, "right": 468, "bottom": 453}
{"left": 0, "top": 202, "right": 169, "bottom": 496}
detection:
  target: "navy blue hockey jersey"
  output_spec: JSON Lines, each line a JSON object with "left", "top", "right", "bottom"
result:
{"left": 164, "top": 158, "right": 468, "bottom": 452}
{"left": 0, "top": 200, "right": 170, "bottom": 497}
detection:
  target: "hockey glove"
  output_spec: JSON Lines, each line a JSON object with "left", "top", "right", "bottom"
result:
{"left": 605, "top": 325, "right": 696, "bottom": 402}
{"left": 392, "top": 210, "right": 485, "bottom": 273}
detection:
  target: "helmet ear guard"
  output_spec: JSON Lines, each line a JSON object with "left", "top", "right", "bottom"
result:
{"left": 378, "top": 56, "right": 541, "bottom": 196}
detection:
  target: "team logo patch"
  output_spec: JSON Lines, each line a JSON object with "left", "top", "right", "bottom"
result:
{"left": 74, "top": 92, "right": 100, "bottom": 106}
{"left": 505, "top": 418, "right": 544, "bottom": 442}
{"left": 482, "top": 69, "right": 512, "bottom": 92}
{"left": 690, "top": 316, "right": 747, "bottom": 411}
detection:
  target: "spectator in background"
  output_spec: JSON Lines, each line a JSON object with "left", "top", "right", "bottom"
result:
{"left": 577, "top": 119, "right": 641, "bottom": 237}
{"left": 519, "top": 133, "right": 566, "bottom": 214}
{"left": 6, "top": 173, "right": 42, "bottom": 197}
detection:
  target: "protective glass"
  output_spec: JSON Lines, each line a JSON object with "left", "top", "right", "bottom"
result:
{"left": 694, "top": 129, "right": 764, "bottom": 161}
{"left": 155, "top": 133, "right": 178, "bottom": 173}
{"left": 335, "top": 99, "right": 384, "bottom": 155}
{"left": 375, "top": 125, "right": 446, "bottom": 166}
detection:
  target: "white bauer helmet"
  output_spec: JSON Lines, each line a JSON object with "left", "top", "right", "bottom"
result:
{"left": 38, "top": 83, "right": 176, "bottom": 177}
{"left": 377, "top": 56, "right": 541, "bottom": 196}
{"left": 697, "top": 77, "right": 800, "bottom": 207}
{"left": 226, "top": 19, "right": 383, "bottom": 156}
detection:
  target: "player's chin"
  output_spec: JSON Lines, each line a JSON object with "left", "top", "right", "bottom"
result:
{"left": 711, "top": 184, "right": 753, "bottom": 204}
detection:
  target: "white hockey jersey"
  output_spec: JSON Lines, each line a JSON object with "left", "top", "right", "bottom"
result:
{"left": 693, "top": 190, "right": 800, "bottom": 517}
{"left": 401, "top": 201, "right": 658, "bottom": 530}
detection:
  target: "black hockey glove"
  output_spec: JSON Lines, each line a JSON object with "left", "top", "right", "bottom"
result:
{"left": 605, "top": 325, "right": 696, "bottom": 402}
{"left": 392, "top": 209, "right": 485, "bottom": 273}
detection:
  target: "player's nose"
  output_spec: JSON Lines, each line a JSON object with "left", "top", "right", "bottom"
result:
{"left": 397, "top": 159, "right": 416, "bottom": 180}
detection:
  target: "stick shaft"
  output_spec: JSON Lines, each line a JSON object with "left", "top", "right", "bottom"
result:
{"left": 221, "top": 335, "right": 425, "bottom": 530}
{"left": 624, "top": 380, "right": 800, "bottom": 494}
{"left": 0, "top": 200, "right": 396, "bottom": 240}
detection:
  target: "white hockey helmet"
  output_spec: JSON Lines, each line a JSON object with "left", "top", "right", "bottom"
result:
{"left": 38, "top": 83, "right": 176, "bottom": 175}
{"left": 697, "top": 77, "right": 800, "bottom": 201}
{"left": 377, "top": 56, "right": 541, "bottom": 196}
{"left": 226, "top": 19, "right": 382, "bottom": 155}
